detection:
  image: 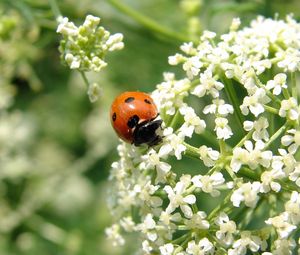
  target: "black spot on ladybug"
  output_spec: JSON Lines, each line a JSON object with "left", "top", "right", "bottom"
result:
{"left": 112, "top": 112, "right": 117, "bottom": 122}
{"left": 125, "top": 97, "right": 135, "bottom": 103}
{"left": 127, "top": 115, "right": 139, "bottom": 128}
{"left": 144, "top": 99, "right": 151, "bottom": 104}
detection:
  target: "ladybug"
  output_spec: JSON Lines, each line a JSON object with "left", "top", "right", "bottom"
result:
{"left": 110, "top": 91, "right": 163, "bottom": 146}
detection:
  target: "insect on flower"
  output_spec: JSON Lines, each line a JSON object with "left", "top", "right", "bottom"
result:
{"left": 110, "top": 91, "right": 163, "bottom": 146}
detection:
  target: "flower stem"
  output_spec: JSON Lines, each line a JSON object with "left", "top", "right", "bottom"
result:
{"left": 207, "top": 191, "right": 233, "bottom": 221}
{"left": 199, "top": 130, "right": 220, "bottom": 149}
{"left": 183, "top": 142, "right": 200, "bottom": 159}
{"left": 254, "top": 75, "right": 281, "bottom": 105}
{"left": 263, "top": 121, "right": 289, "bottom": 150}
{"left": 237, "top": 167, "right": 259, "bottom": 181}
{"left": 264, "top": 105, "right": 279, "bottom": 115}
{"left": 234, "top": 130, "right": 254, "bottom": 148}
{"left": 225, "top": 165, "right": 237, "bottom": 180}
{"left": 222, "top": 78, "right": 245, "bottom": 133}
{"left": 169, "top": 109, "right": 182, "bottom": 129}
{"left": 107, "top": 0, "right": 193, "bottom": 43}
{"left": 48, "top": 0, "right": 61, "bottom": 19}
{"left": 291, "top": 72, "right": 297, "bottom": 101}
{"left": 282, "top": 87, "right": 291, "bottom": 100}
{"left": 80, "top": 71, "right": 90, "bottom": 88}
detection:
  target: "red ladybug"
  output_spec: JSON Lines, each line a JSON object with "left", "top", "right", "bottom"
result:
{"left": 110, "top": 91, "right": 162, "bottom": 146}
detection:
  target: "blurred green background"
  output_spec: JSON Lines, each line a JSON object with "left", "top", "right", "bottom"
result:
{"left": 0, "top": 0, "right": 300, "bottom": 254}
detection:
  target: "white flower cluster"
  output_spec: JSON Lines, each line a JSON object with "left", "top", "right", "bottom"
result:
{"left": 57, "top": 15, "right": 124, "bottom": 72}
{"left": 107, "top": 15, "right": 300, "bottom": 254}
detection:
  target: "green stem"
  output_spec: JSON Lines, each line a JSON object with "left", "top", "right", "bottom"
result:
{"left": 291, "top": 72, "right": 297, "bottom": 101}
{"left": 254, "top": 75, "right": 281, "bottom": 105}
{"left": 219, "top": 139, "right": 227, "bottom": 155}
{"left": 225, "top": 165, "right": 237, "bottom": 180}
{"left": 222, "top": 78, "right": 245, "bottom": 133}
{"left": 183, "top": 142, "right": 200, "bottom": 159}
{"left": 282, "top": 87, "right": 291, "bottom": 100}
{"left": 263, "top": 121, "right": 289, "bottom": 150}
{"left": 207, "top": 191, "right": 233, "bottom": 221}
{"left": 169, "top": 109, "right": 181, "bottom": 129}
{"left": 48, "top": 0, "right": 61, "bottom": 19}
{"left": 237, "top": 167, "right": 260, "bottom": 181}
{"left": 264, "top": 105, "right": 279, "bottom": 115}
{"left": 199, "top": 130, "right": 220, "bottom": 149}
{"left": 238, "top": 197, "right": 264, "bottom": 229}
{"left": 234, "top": 129, "right": 254, "bottom": 148}
{"left": 107, "top": 0, "right": 193, "bottom": 43}
{"left": 80, "top": 71, "right": 90, "bottom": 88}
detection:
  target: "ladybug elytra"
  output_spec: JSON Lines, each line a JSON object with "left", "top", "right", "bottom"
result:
{"left": 110, "top": 91, "right": 162, "bottom": 146}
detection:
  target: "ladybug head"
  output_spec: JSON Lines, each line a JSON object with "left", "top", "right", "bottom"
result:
{"left": 132, "top": 119, "right": 163, "bottom": 147}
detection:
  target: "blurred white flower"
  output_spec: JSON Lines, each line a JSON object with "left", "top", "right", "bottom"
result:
{"left": 231, "top": 182, "right": 261, "bottom": 208}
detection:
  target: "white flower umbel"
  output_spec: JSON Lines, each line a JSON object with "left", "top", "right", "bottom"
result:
{"left": 57, "top": 15, "right": 124, "bottom": 72}
{"left": 107, "top": 15, "right": 300, "bottom": 254}
{"left": 57, "top": 15, "right": 124, "bottom": 102}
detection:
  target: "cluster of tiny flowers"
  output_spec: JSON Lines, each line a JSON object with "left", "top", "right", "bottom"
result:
{"left": 106, "top": 15, "right": 300, "bottom": 254}
{"left": 57, "top": 15, "right": 124, "bottom": 72}
{"left": 57, "top": 15, "right": 123, "bottom": 102}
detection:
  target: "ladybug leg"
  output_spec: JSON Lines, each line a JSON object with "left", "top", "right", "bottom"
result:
{"left": 133, "top": 119, "right": 163, "bottom": 147}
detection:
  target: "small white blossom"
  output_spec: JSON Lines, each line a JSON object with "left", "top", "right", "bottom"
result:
{"left": 159, "top": 128, "right": 186, "bottom": 160}
{"left": 272, "top": 238, "right": 296, "bottom": 255}
{"left": 276, "top": 48, "right": 300, "bottom": 72}
{"left": 243, "top": 117, "right": 269, "bottom": 142}
{"left": 214, "top": 117, "right": 233, "bottom": 140}
{"left": 164, "top": 175, "right": 196, "bottom": 218}
{"left": 289, "top": 163, "right": 300, "bottom": 187}
{"left": 168, "top": 53, "right": 186, "bottom": 65}
{"left": 192, "top": 172, "right": 224, "bottom": 197}
{"left": 260, "top": 169, "right": 284, "bottom": 193}
{"left": 229, "top": 231, "right": 265, "bottom": 255}
{"left": 198, "top": 145, "right": 220, "bottom": 167}
{"left": 230, "top": 17, "right": 241, "bottom": 31}
{"left": 265, "top": 212, "right": 296, "bottom": 239}
{"left": 191, "top": 69, "right": 224, "bottom": 98}
{"left": 179, "top": 105, "right": 206, "bottom": 137}
{"left": 231, "top": 140, "right": 272, "bottom": 172}
{"left": 281, "top": 129, "right": 300, "bottom": 154}
{"left": 137, "top": 214, "right": 158, "bottom": 242}
{"left": 183, "top": 56, "right": 203, "bottom": 79}
{"left": 279, "top": 98, "right": 300, "bottom": 121}
{"left": 231, "top": 182, "right": 261, "bottom": 208}
{"left": 240, "top": 88, "right": 270, "bottom": 117}
{"left": 285, "top": 191, "right": 300, "bottom": 225}
{"left": 159, "top": 243, "right": 174, "bottom": 255}
{"left": 201, "top": 30, "right": 217, "bottom": 40}
{"left": 186, "top": 238, "right": 214, "bottom": 255}
{"left": 215, "top": 213, "right": 237, "bottom": 246}
{"left": 56, "top": 16, "right": 78, "bottom": 36}
{"left": 142, "top": 149, "right": 172, "bottom": 184}
{"left": 266, "top": 73, "right": 287, "bottom": 95}
{"left": 184, "top": 211, "right": 210, "bottom": 229}
{"left": 119, "top": 217, "right": 135, "bottom": 232}
{"left": 105, "top": 224, "right": 125, "bottom": 246}
{"left": 142, "top": 240, "right": 153, "bottom": 254}
{"left": 87, "top": 82, "right": 102, "bottom": 102}
{"left": 203, "top": 99, "right": 234, "bottom": 117}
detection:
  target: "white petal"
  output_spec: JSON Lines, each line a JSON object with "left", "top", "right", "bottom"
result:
{"left": 183, "top": 194, "right": 196, "bottom": 204}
